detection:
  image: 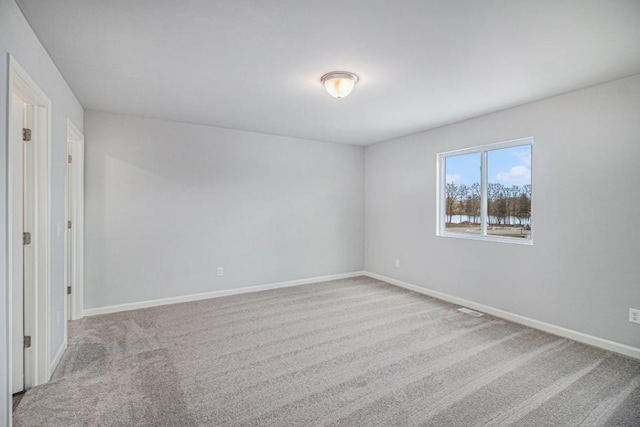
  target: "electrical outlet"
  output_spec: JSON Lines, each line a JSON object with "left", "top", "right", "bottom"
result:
{"left": 630, "top": 308, "right": 640, "bottom": 324}
{"left": 217, "top": 267, "right": 224, "bottom": 277}
{"left": 395, "top": 259, "right": 400, "bottom": 268}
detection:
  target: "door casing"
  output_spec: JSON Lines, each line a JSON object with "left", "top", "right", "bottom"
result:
{"left": 65, "top": 120, "right": 84, "bottom": 322}
{"left": 7, "top": 54, "right": 52, "bottom": 413}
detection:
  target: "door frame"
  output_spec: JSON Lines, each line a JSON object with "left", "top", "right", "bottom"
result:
{"left": 7, "top": 54, "right": 52, "bottom": 403}
{"left": 64, "top": 119, "right": 84, "bottom": 322}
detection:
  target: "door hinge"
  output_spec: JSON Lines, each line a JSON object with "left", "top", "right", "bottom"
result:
{"left": 24, "top": 336, "right": 31, "bottom": 348}
{"left": 23, "top": 232, "right": 31, "bottom": 245}
{"left": 67, "top": 220, "right": 72, "bottom": 229}
{"left": 67, "top": 285, "right": 72, "bottom": 295}
{"left": 22, "top": 128, "right": 31, "bottom": 142}
{"left": 68, "top": 154, "right": 72, "bottom": 163}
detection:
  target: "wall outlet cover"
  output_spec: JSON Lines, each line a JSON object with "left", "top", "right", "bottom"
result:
{"left": 629, "top": 308, "right": 640, "bottom": 324}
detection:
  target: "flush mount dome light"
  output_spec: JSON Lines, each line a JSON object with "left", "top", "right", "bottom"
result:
{"left": 321, "top": 71, "right": 359, "bottom": 99}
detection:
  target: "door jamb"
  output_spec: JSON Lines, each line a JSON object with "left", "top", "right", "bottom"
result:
{"left": 7, "top": 54, "right": 52, "bottom": 414}
{"left": 64, "top": 119, "right": 84, "bottom": 323}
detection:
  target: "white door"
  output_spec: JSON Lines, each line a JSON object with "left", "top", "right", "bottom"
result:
{"left": 66, "top": 144, "right": 73, "bottom": 319}
{"left": 10, "top": 93, "right": 24, "bottom": 394}
{"left": 9, "top": 56, "right": 53, "bottom": 396}
{"left": 10, "top": 94, "right": 36, "bottom": 394}
{"left": 66, "top": 123, "right": 84, "bottom": 321}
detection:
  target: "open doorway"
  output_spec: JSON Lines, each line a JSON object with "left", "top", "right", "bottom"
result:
{"left": 8, "top": 56, "right": 51, "bottom": 403}
{"left": 65, "top": 120, "right": 84, "bottom": 322}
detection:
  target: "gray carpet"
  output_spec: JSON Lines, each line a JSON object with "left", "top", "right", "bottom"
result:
{"left": 13, "top": 276, "right": 640, "bottom": 426}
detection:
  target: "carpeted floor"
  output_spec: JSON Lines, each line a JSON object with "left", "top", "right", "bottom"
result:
{"left": 13, "top": 276, "right": 640, "bottom": 426}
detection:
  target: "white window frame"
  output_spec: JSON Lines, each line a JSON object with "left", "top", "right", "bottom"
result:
{"left": 437, "top": 137, "right": 533, "bottom": 245}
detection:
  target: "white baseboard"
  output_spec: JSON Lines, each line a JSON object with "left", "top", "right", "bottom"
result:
{"left": 49, "top": 340, "right": 67, "bottom": 379}
{"left": 364, "top": 271, "right": 640, "bottom": 360}
{"left": 83, "top": 271, "right": 366, "bottom": 317}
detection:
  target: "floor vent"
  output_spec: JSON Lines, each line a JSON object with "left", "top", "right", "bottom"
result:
{"left": 457, "top": 307, "right": 484, "bottom": 317}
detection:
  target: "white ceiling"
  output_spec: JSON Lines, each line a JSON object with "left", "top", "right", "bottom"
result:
{"left": 15, "top": 0, "right": 640, "bottom": 145}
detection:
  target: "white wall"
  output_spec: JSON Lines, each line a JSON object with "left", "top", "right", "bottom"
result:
{"left": 365, "top": 74, "right": 640, "bottom": 349}
{"left": 84, "top": 111, "right": 364, "bottom": 309}
{"left": 0, "top": 0, "right": 84, "bottom": 422}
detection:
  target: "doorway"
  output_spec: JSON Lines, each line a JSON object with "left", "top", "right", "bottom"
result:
{"left": 8, "top": 56, "right": 51, "bottom": 398}
{"left": 65, "top": 121, "right": 84, "bottom": 322}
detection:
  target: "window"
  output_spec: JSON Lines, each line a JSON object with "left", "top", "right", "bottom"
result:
{"left": 438, "top": 138, "right": 532, "bottom": 243}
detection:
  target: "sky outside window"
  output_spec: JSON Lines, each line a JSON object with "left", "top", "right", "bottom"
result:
{"left": 446, "top": 146, "right": 531, "bottom": 188}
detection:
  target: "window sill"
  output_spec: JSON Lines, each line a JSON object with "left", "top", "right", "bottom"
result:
{"left": 437, "top": 231, "right": 533, "bottom": 245}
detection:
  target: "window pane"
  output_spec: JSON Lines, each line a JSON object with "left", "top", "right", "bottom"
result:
{"left": 487, "top": 145, "right": 532, "bottom": 239}
{"left": 444, "top": 152, "right": 481, "bottom": 234}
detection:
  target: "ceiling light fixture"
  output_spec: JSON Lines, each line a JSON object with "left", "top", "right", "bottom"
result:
{"left": 321, "top": 71, "right": 359, "bottom": 99}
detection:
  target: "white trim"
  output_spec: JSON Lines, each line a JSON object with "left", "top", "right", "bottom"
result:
{"left": 439, "top": 136, "right": 534, "bottom": 157}
{"left": 84, "top": 271, "right": 365, "bottom": 317}
{"left": 364, "top": 271, "right": 640, "bottom": 360}
{"left": 48, "top": 340, "right": 67, "bottom": 380}
{"left": 7, "top": 54, "right": 52, "bottom": 407}
{"left": 436, "top": 231, "right": 533, "bottom": 245}
{"left": 480, "top": 149, "right": 488, "bottom": 235}
{"left": 64, "top": 119, "right": 84, "bottom": 323}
